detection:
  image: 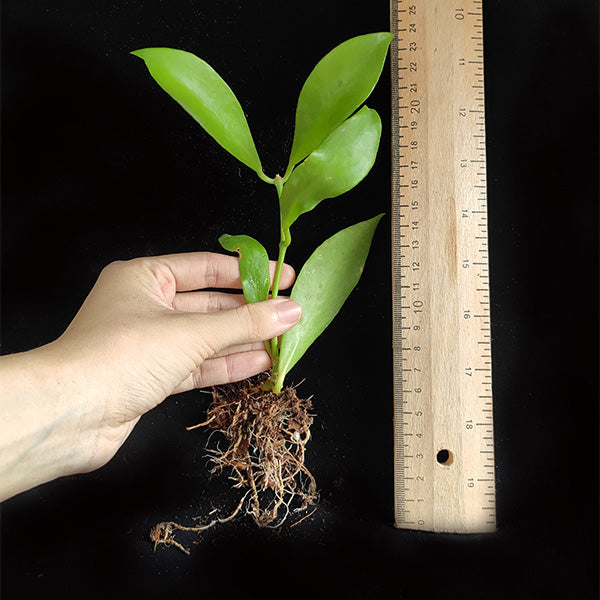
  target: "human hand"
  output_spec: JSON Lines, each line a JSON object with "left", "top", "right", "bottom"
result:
{"left": 0, "top": 252, "right": 300, "bottom": 499}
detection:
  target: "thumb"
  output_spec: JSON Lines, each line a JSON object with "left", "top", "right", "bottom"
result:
{"left": 192, "top": 298, "right": 302, "bottom": 356}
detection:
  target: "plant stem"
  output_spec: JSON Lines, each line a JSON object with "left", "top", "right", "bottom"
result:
{"left": 269, "top": 233, "right": 289, "bottom": 362}
{"left": 264, "top": 339, "right": 274, "bottom": 360}
{"left": 271, "top": 228, "right": 290, "bottom": 300}
{"left": 273, "top": 378, "right": 284, "bottom": 394}
{"left": 271, "top": 174, "right": 289, "bottom": 302}
{"left": 263, "top": 174, "right": 292, "bottom": 392}
{"left": 257, "top": 170, "right": 276, "bottom": 185}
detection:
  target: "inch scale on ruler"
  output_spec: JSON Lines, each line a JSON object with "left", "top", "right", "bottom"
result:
{"left": 390, "top": 0, "right": 496, "bottom": 533}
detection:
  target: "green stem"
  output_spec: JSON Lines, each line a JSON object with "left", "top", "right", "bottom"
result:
{"left": 262, "top": 174, "right": 292, "bottom": 392}
{"left": 271, "top": 174, "right": 289, "bottom": 301}
{"left": 269, "top": 232, "right": 289, "bottom": 361}
{"left": 273, "top": 377, "right": 284, "bottom": 394}
{"left": 264, "top": 339, "right": 274, "bottom": 360}
{"left": 257, "top": 170, "right": 275, "bottom": 185}
{"left": 271, "top": 228, "right": 290, "bottom": 300}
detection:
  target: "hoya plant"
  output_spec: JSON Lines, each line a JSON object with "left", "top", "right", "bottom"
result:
{"left": 133, "top": 31, "right": 391, "bottom": 392}
{"left": 134, "top": 32, "right": 392, "bottom": 548}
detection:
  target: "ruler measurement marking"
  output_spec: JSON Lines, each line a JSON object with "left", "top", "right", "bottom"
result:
{"left": 392, "top": 0, "right": 496, "bottom": 534}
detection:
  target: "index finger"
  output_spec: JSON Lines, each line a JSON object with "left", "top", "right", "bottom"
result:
{"left": 153, "top": 252, "right": 296, "bottom": 292}
{"left": 155, "top": 252, "right": 243, "bottom": 292}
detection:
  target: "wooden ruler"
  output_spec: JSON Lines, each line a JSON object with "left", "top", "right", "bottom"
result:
{"left": 390, "top": 0, "right": 496, "bottom": 533}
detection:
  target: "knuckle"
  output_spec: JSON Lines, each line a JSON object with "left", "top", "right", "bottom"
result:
{"left": 100, "top": 259, "right": 126, "bottom": 277}
{"left": 223, "top": 354, "right": 235, "bottom": 382}
{"left": 203, "top": 255, "right": 220, "bottom": 288}
{"left": 207, "top": 291, "right": 224, "bottom": 312}
{"left": 191, "top": 367, "right": 205, "bottom": 390}
{"left": 102, "top": 257, "right": 152, "bottom": 281}
{"left": 123, "top": 256, "right": 150, "bottom": 271}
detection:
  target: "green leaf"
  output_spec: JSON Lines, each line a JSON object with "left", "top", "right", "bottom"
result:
{"left": 276, "top": 214, "right": 383, "bottom": 389}
{"left": 286, "top": 32, "right": 392, "bottom": 174}
{"left": 132, "top": 47, "right": 263, "bottom": 176}
{"left": 280, "top": 106, "right": 382, "bottom": 229}
{"left": 218, "top": 234, "right": 270, "bottom": 304}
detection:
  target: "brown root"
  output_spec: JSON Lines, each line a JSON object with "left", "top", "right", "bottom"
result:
{"left": 149, "top": 494, "right": 248, "bottom": 554}
{"left": 150, "top": 375, "right": 318, "bottom": 553}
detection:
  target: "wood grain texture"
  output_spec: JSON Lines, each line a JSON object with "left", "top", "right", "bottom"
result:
{"left": 391, "top": 0, "right": 496, "bottom": 533}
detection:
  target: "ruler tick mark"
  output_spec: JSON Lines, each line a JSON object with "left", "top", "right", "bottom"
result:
{"left": 392, "top": 0, "right": 495, "bottom": 534}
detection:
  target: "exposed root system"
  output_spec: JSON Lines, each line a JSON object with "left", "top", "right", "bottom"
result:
{"left": 150, "top": 375, "right": 318, "bottom": 553}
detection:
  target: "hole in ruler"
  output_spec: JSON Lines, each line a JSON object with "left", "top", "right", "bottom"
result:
{"left": 436, "top": 449, "right": 453, "bottom": 466}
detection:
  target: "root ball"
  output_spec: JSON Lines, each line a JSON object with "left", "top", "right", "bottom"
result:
{"left": 150, "top": 375, "right": 318, "bottom": 553}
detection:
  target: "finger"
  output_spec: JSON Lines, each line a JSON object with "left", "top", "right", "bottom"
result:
{"left": 172, "top": 290, "right": 246, "bottom": 313}
{"left": 212, "top": 341, "right": 266, "bottom": 358}
{"left": 173, "top": 349, "right": 272, "bottom": 393}
{"left": 172, "top": 290, "right": 291, "bottom": 313}
{"left": 187, "top": 298, "right": 302, "bottom": 358}
{"left": 150, "top": 252, "right": 296, "bottom": 293}
{"left": 153, "top": 252, "right": 242, "bottom": 292}
{"left": 270, "top": 262, "right": 296, "bottom": 291}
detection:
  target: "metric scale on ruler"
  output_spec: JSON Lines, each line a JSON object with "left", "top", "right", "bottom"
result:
{"left": 390, "top": 0, "right": 496, "bottom": 533}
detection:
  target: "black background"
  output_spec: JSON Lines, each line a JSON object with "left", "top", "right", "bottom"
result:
{"left": 1, "top": 1, "right": 598, "bottom": 598}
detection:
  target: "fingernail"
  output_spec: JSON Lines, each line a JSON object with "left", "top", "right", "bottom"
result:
{"left": 277, "top": 300, "right": 302, "bottom": 325}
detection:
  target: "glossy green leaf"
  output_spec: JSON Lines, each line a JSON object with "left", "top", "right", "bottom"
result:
{"left": 218, "top": 234, "right": 270, "bottom": 304}
{"left": 132, "top": 47, "right": 263, "bottom": 176}
{"left": 280, "top": 106, "right": 382, "bottom": 229}
{"left": 276, "top": 214, "right": 383, "bottom": 388}
{"left": 286, "top": 32, "right": 392, "bottom": 173}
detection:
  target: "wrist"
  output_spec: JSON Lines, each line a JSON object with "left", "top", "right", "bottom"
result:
{"left": 0, "top": 344, "right": 93, "bottom": 500}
